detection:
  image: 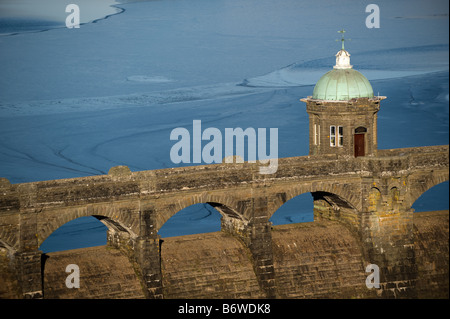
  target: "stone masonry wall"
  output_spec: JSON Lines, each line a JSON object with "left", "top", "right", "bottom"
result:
{"left": 0, "top": 248, "right": 21, "bottom": 299}
{"left": 272, "top": 221, "right": 378, "bottom": 299}
{"left": 161, "top": 231, "right": 264, "bottom": 299}
{"left": 42, "top": 246, "right": 145, "bottom": 299}
{"left": 413, "top": 211, "right": 449, "bottom": 299}
{"left": 1, "top": 211, "right": 447, "bottom": 299}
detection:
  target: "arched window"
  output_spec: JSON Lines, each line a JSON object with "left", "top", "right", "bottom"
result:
{"left": 355, "top": 126, "right": 367, "bottom": 134}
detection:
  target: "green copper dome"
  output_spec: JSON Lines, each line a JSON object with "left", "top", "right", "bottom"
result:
{"left": 312, "top": 68, "right": 374, "bottom": 101}
{"left": 312, "top": 48, "right": 374, "bottom": 101}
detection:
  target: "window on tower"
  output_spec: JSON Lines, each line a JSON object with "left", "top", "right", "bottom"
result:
{"left": 314, "top": 124, "right": 320, "bottom": 145}
{"left": 338, "top": 126, "right": 343, "bottom": 147}
{"left": 330, "top": 126, "right": 336, "bottom": 147}
{"left": 330, "top": 126, "right": 343, "bottom": 147}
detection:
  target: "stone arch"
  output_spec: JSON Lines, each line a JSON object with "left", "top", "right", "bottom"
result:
{"left": 154, "top": 193, "right": 246, "bottom": 234}
{"left": 0, "top": 225, "right": 19, "bottom": 252}
{"left": 406, "top": 171, "right": 449, "bottom": 209}
{"left": 269, "top": 185, "right": 361, "bottom": 233}
{"left": 268, "top": 182, "right": 360, "bottom": 219}
{"left": 37, "top": 204, "right": 138, "bottom": 248}
{"left": 269, "top": 192, "right": 314, "bottom": 224}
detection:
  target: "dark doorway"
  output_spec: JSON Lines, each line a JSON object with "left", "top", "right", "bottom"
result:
{"left": 354, "top": 127, "right": 366, "bottom": 157}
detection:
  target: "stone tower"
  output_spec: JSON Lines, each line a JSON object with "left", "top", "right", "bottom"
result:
{"left": 301, "top": 32, "right": 386, "bottom": 157}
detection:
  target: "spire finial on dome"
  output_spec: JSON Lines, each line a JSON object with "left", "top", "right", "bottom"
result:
{"left": 334, "top": 29, "right": 352, "bottom": 69}
{"left": 337, "top": 29, "right": 346, "bottom": 50}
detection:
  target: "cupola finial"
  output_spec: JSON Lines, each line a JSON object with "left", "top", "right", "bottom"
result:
{"left": 337, "top": 29, "right": 346, "bottom": 50}
{"left": 334, "top": 29, "right": 352, "bottom": 69}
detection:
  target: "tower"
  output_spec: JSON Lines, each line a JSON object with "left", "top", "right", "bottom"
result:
{"left": 301, "top": 30, "right": 386, "bottom": 157}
